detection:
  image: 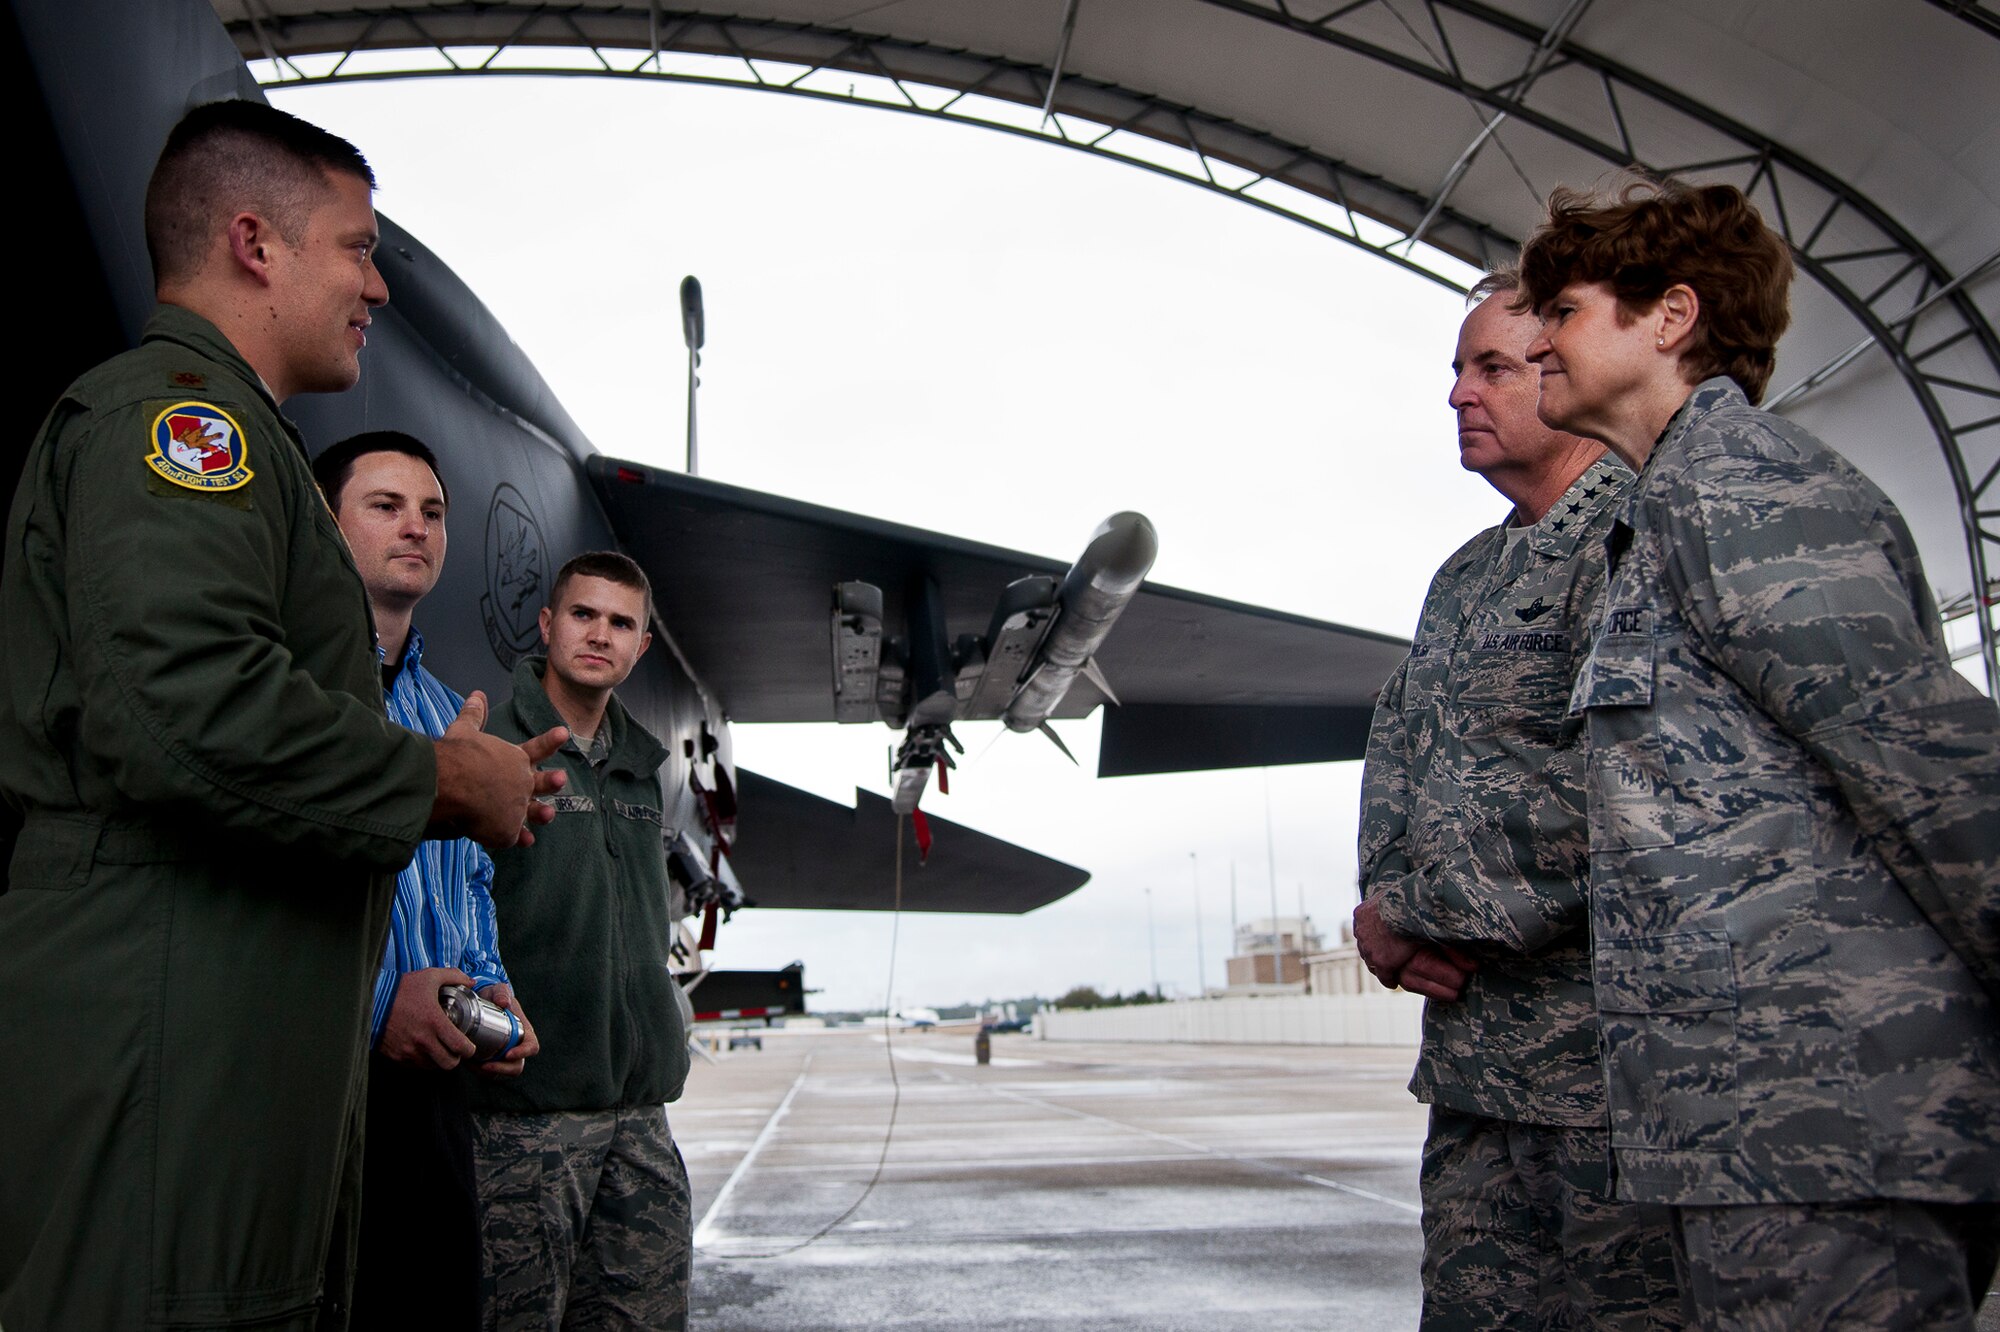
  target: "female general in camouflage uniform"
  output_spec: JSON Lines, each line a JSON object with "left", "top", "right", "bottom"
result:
{"left": 1513, "top": 180, "right": 2000, "bottom": 1331}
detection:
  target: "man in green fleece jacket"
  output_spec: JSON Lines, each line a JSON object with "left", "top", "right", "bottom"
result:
{"left": 469, "top": 550, "right": 693, "bottom": 1331}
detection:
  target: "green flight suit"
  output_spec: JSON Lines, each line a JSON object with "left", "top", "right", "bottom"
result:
{"left": 0, "top": 305, "right": 436, "bottom": 1331}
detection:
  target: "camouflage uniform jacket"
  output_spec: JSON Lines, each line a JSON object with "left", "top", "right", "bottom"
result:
{"left": 1571, "top": 376, "right": 2000, "bottom": 1206}
{"left": 1361, "top": 454, "right": 1632, "bottom": 1126}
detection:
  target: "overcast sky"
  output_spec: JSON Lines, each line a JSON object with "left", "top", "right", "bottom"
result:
{"left": 271, "top": 74, "right": 1509, "bottom": 1012}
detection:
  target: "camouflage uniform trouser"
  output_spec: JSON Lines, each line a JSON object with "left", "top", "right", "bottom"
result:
{"left": 1420, "top": 1105, "right": 1682, "bottom": 1331}
{"left": 470, "top": 1106, "right": 691, "bottom": 1332}
{"left": 1668, "top": 1199, "right": 2000, "bottom": 1332}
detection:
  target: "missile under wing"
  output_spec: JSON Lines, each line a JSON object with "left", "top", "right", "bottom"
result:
{"left": 589, "top": 461, "right": 1411, "bottom": 785}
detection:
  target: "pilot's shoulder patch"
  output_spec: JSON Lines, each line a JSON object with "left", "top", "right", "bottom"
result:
{"left": 145, "top": 401, "right": 254, "bottom": 493}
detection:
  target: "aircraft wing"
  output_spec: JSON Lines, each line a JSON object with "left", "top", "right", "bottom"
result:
{"left": 730, "top": 769, "right": 1088, "bottom": 913}
{"left": 588, "top": 460, "right": 1410, "bottom": 776}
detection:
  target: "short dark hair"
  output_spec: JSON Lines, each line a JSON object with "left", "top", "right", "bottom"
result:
{"left": 550, "top": 551, "right": 653, "bottom": 621}
{"left": 313, "top": 431, "right": 448, "bottom": 512}
{"left": 1467, "top": 265, "right": 1519, "bottom": 304}
{"left": 1514, "top": 179, "right": 1794, "bottom": 403}
{"left": 145, "top": 100, "right": 376, "bottom": 288}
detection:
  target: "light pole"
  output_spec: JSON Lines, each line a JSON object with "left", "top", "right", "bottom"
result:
{"left": 679, "top": 275, "right": 704, "bottom": 475}
{"left": 1264, "top": 768, "right": 1282, "bottom": 983}
{"left": 1189, "top": 852, "right": 1206, "bottom": 999}
{"left": 1229, "top": 861, "right": 1239, "bottom": 965}
{"left": 1144, "top": 886, "right": 1159, "bottom": 998}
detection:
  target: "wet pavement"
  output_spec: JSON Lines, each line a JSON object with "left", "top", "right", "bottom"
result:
{"left": 673, "top": 1029, "right": 1427, "bottom": 1331}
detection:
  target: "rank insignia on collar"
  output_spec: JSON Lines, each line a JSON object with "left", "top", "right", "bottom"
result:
{"left": 147, "top": 401, "right": 253, "bottom": 492}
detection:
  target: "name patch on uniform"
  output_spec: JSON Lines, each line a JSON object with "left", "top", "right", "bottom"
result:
{"left": 1607, "top": 607, "right": 1651, "bottom": 636}
{"left": 1476, "top": 631, "right": 1570, "bottom": 652}
{"left": 146, "top": 402, "right": 253, "bottom": 492}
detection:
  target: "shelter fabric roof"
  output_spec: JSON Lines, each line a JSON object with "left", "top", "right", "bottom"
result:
{"left": 213, "top": 0, "right": 2000, "bottom": 670}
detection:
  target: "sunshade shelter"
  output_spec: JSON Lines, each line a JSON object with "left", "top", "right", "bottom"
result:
{"left": 213, "top": 0, "right": 2000, "bottom": 688}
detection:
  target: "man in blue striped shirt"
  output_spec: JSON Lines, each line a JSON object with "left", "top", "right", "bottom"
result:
{"left": 316, "top": 431, "right": 541, "bottom": 1331}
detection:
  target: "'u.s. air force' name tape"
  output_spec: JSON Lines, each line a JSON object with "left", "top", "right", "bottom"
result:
{"left": 147, "top": 401, "right": 254, "bottom": 492}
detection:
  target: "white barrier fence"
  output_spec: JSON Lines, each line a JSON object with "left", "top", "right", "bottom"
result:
{"left": 1033, "top": 992, "right": 1423, "bottom": 1047}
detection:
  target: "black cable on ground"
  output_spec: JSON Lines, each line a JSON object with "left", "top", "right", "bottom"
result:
{"left": 699, "top": 815, "right": 907, "bottom": 1261}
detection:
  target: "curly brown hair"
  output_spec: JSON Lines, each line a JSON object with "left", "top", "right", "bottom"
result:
{"left": 1514, "top": 179, "right": 1794, "bottom": 403}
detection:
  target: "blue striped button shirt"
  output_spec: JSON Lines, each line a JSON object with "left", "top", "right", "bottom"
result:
{"left": 369, "top": 627, "right": 510, "bottom": 1048}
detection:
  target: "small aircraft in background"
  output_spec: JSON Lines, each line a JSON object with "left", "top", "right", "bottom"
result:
{"left": 7, "top": 0, "right": 1409, "bottom": 1002}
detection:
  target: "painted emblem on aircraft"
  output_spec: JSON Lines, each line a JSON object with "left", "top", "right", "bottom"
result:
{"left": 481, "top": 482, "right": 548, "bottom": 669}
{"left": 147, "top": 402, "right": 252, "bottom": 491}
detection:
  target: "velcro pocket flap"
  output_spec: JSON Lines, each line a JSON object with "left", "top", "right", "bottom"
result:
{"left": 1595, "top": 931, "right": 1735, "bottom": 1014}
{"left": 1570, "top": 621, "right": 1654, "bottom": 715}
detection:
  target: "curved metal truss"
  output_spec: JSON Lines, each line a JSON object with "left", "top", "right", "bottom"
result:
{"left": 1202, "top": 0, "right": 2000, "bottom": 688}
{"left": 228, "top": 6, "right": 1513, "bottom": 288}
{"left": 1929, "top": 0, "right": 2000, "bottom": 42}
{"left": 226, "top": 1, "right": 1999, "bottom": 689}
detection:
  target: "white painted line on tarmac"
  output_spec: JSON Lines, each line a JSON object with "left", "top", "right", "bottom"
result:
{"left": 691, "top": 1146, "right": 1418, "bottom": 1177}
{"left": 933, "top": 1070, "right": 1422, "bottom": 1216}
{"left": 699, "top": 1216, "right": 1372, "bottom": 1258}
{"left": 692, "top": 1052, "right": 814, "bottom": 1249}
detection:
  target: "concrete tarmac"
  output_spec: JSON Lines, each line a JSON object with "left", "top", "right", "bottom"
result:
{"left": 674, "top": 1029, "right": 1427, "bottom": 1331}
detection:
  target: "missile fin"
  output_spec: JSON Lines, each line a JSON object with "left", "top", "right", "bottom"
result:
{"left": 1079, "top": 656, "right": 1120, "bottom": 707}
{"left": 1037, "top": 721, "right": 1080, "bottom": 767}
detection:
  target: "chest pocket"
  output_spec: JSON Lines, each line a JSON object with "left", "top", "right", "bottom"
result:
{"left": 1455, "top": 641, "right": 1573, "bottom": 711}
{"left": 1401, "top": 646, "right": 1449, "bottom": 707}
{"left": 1573, "top": 613, "right": 1675, "bottom": 851}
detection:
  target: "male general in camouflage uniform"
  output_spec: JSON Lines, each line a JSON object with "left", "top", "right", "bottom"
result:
{"left": 1562, "top": 376, "right": 2000, "bottom": 1328}
{"left": 0, "top": 101, "right": 561, "bottom": 1332}
{"left": 1354, "top": 277, "right": 1681, "bottom": 1330}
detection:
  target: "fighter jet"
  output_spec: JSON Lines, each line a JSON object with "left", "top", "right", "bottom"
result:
{"left": 5, "top": 0, "right": 1409, "bottom": 997}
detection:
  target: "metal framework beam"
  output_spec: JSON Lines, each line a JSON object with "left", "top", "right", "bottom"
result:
{"left": 1199, "top": 0, "right": 2000, "bottom": 691}
{"left": 220, "top": 5, "right": 1515, "bottom": 290}
{"left": 218, "top": 1, "right": 2000, "bottom": 688}
{"left": 1928, "top": 0, "right": 2000, "bottom": 41}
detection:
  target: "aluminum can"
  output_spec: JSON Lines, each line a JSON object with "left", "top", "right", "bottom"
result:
{"left": 438, "top": 984, "right": 522, "bottom": 1061}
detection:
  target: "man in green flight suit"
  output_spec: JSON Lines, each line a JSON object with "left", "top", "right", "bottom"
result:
{"left": 0, "top": 100, "right": 566, "bottom": 1332}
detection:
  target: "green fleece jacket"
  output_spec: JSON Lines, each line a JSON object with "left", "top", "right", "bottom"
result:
{"left": 470, "top": 657, "right": 690, "bottom": 1113}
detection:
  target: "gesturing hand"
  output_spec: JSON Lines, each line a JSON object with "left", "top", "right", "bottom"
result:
{"left": 429, "top": 691, "right": 568, "bottom": 849}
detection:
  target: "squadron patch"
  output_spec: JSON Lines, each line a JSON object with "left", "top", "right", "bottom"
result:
{"left": 147, "top": 402, "right": 253, "bottom": 492}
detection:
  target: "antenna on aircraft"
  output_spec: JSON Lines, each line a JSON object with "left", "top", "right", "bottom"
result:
{"left": 681, "top": 275, "right": 705, "bottom": 475}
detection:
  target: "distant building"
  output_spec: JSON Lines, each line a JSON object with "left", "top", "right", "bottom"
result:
{"left": 1224, "top": 916, "right": 1319, "bottom": 991}
{"left": 1303, "top": 918, "right": 1380, "bottom": 995}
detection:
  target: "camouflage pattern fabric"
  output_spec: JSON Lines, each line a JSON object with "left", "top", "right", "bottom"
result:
{"left": 472, "top": 1106, "right": 691, "bottom": 1332}
{"left": 1420, "top": 1107, "right": 1683, "bottom": 1331}
{"left": 1669, "top": 1199, "right": 2000, "bottom": 1331}
{"left": 1572, "top": 377, "right": 2000, "bottom": 1206}
{"left": 1361, "top": 454, "right": 1632, "bottom": 1126}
